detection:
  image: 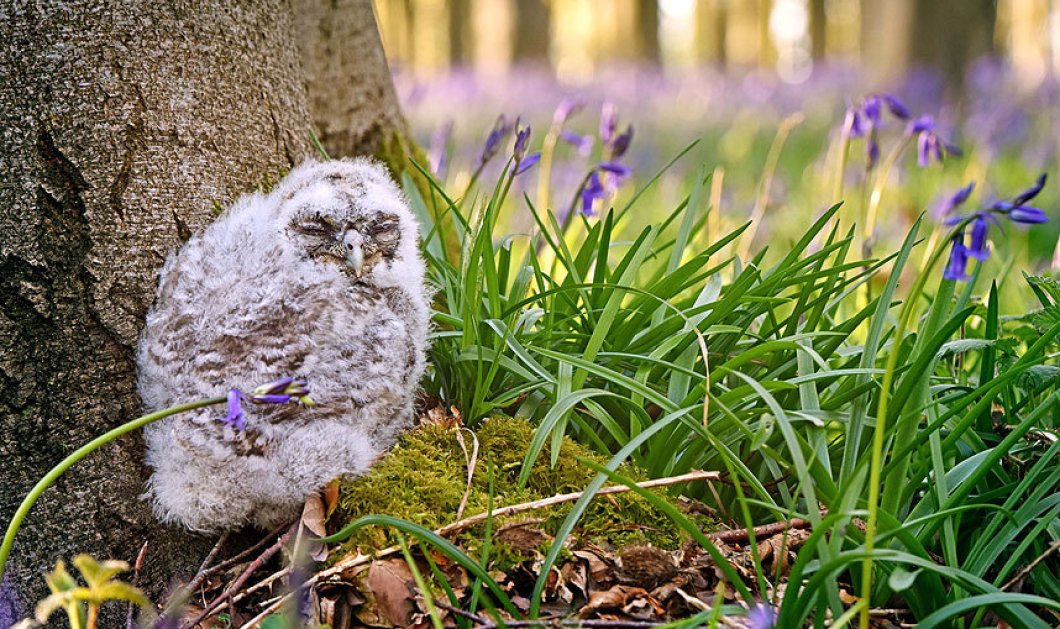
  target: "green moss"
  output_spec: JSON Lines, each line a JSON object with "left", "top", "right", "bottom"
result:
{"left": 330, "top": 416, "right": 715, "bottom": 567}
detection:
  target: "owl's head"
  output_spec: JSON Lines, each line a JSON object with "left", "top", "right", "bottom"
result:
{"left": 270, "top": 159, "right": 422, "bottom": 286}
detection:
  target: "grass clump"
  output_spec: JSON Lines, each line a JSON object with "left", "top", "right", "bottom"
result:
{"left": 330, "top": 415, "right": 712, "bottom": 564}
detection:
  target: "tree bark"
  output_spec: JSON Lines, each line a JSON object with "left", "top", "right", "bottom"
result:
{"left": 295, "top": 0, "right": 422, "bottom": 179}
{"left": 633, "top": 0, "right": 661, "bottom": 65}
{"left": 0, "top": 0, "right": 315, "bottom": 622}
{"left": 910, "top": 0, "right": 996, "bottom": 94}
{"left": 512, "top": 0, "right": 552, "bottom": 66}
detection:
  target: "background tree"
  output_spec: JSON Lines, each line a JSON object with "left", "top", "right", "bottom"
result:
{"left": 0, "top": 0, "right": 410, "bottom": 622}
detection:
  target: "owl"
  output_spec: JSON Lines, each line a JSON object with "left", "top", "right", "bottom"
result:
{"left": 137, "top": 158, "right": 430, "bottom": 532}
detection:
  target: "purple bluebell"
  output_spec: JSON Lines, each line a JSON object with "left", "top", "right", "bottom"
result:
{"left": 598, "top": 161, "right": 632, "bottom": 179}
{"left": 968, "top": 215, "right": 990, "bottom": 260}
{"left": 477, "top": 115, "right": 513, "bottom": 169}
{"left": 581, "top": 171, "right": 606, "bottom": 216}
{"left": 881, "top": 94, "right": 911, "bottom": 119}
{"left": 250, "top": 377, "right": 313, "bottom": 406}
{"left": 938, "top": 182, "right": 975, "bottom": 216}
{"left": 427, "top": 121, "right": 453, "bottom": 177}
{"left": 939, "top": 174, "right": 1049, "bottom": 280}
{"left": 910, "top": 115, "right": 961, "bottom": 167}
{"left": 610, "top": 124, "right": 634, "bottom": 159}
{"left": 746, "top": 603, "right": 777, "bottom": 629}
{"left": 559, "top": 130, "right": 594, "bottom": 155}
{"left": 513, "top": 121, "right": 531, "bottom": 163}
{"left": 514, "top": 152, "right": 541, "bottom": 175}
{"left": 222, "top": 388, "right": 246, "bottom": 430}
{"left": 846, "top": 107, "right": 868, "bottom": 137}
{"left": 552, "top": 97, "right": 584, "bottom": 126}
{"left": 943, "top": 231, "right": 970, "bottom": 281}
{"left": 600, "top": 102, "right": 618, "bottom": 144}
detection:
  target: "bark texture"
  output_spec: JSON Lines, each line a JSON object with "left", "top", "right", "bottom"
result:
{"left": 0, "top": 0, "right": 312, "bottom": 622}
{"left": 296, "top": 0, "right": 414, "bottom": 165}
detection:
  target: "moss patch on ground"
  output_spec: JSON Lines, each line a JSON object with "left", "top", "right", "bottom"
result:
{"left": 330, "top": 416, "right": 714, "bottom": 567}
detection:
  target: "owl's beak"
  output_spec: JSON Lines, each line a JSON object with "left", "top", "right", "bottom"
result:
{"left": 347, "top": 229, "right": 368, "bottom": 275}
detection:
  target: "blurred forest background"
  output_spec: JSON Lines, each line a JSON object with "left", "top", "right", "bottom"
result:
{"left": 374, "top": 0, "right": 1059, "bottom": 90}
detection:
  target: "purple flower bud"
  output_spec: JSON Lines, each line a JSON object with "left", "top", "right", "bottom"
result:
{"left": 428, "top": 121, "right": 453, "bottom": 176}
{"left": 867, "top": 133, "right": 880, "bottom": 169}
{"left": 598, "top": 161, "right": 632, "bottom": 178}
{"left": 514, "top": 152, "right": 541, "bottom": 175}
{"left": 252, "top": 394, "right": 293, "bottom": 404}
{"left": 581, "top": 171, "right": 606, "bottom": 216}
{"left": 254, "top": 376, "right": 295, "bottom": 395}
{"left": 559, "top": 130, "right": 594, "bottom": 155}
{"left": 513, "top": 122, "right": 532, "bottom": 163}
{"left": 478, "top": 115, "right": 513, "bottom": 169}
{"left": 882, "top": 94, "right": 911, "bottom": 119}
{"left": 1005, "top": 205, "right": 1048, "bottom": 224}
{"left": 222, "top": 388, "right": 246, "bottom": 430}
{"left": 943, "top": 232, "right": 970, "bottom": 281}
{"left": 911, "top": 115, "right": 935, "bottom": 134}
{"left": 863, "top": 95, "right": 882, "bottom": 124}
{"left": 969, "top": 215, "right": 990, "bottom": 260}
{"left": 939, "top": 182, "right": 976, "bottom": 216}
{"left": 747, "top": 604, "right": 777, "bottom": 629}
{"left": 610, "top": 124, "right": 634, "bottom": 159}
{"left": 553, "top": 97, "right": 584, "bottom": 125}
{"left": 1012, "top": 173, "right": 1047, "bottom": 207}
{"left": 846, "top": 108, "right": 867, "bottom": 137}
{"left": 600, "top": 102, "right": 618, "bottom": 144}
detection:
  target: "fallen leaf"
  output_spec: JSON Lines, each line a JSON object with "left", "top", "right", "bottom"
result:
{"left": 366, "top": 559, "right": 415, "bottom": 627}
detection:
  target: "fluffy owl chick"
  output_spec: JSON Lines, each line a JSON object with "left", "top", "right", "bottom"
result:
{"left": 138, "top": 158, "right": 430, "bottom": 532}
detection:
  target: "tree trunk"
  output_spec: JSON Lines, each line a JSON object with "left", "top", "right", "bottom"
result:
{"left": 0, "top": 0, "right": 316, "bottom": 623}
{"left": 512, "top": 0, "right": 552, "bottom": 66}
{"left": 910, "top": 0, "right": 996, "bottom": 94}
{"left": 809, "top": 0, "right": 827, "bottom": 59}
{"left": 448, "top": 0, "right": 474, "bottom": 68}
{"left": 633, "top": 0, "right": 661, "bottom": 65}
{"left": 295, "top": 0, "right": 425, "bottom": 182}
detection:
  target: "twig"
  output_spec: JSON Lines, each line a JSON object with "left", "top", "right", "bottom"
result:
{"left": 182, "top": 531, "right": 230, "bottom": 596}
{"left": 455, "top": 428, "right": 479, "bottom": 520}
{"left": 241, "top": 470, "right": 721, "bottom": 626}
{"left": 707, "top": 518, "right": 812, "bottom": 544}
{"left": 126, "top": 541, "right": 148, "bottom": 629}
{"left": 201, "top": 522, "right": 290, "bottom": 579}
{"left": 181, "top": 524, "right": 294, "bottom": 629}
{"left": 1001, "top": 539, "right": 1060, "bottom": 591}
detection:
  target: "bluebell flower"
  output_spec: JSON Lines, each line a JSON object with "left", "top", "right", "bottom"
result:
{"left": 746, "top": 603, "right": 777, "bottom": 629}
{"left": 943, "top": 232, "right": 970, "bottom": 281}
{"left": 910, "top": 115, "right": 961, "bottom": 167}
{"left": 222, "top": 388, "right": 246, "bottom": 430}
{"left": 937, "top": 182, "right": 975, "bottom": 216}
{"left": 940, "top": 174, "right": 1049, "bottom": 280}
{"left": 559, "top": 130, "right": 594, "bottom": 155}
{"left": 610, "top": 124, "right": 634, "bottom": 159}
{"left": 552, "top": 97, "right": 584, "bottom": 126}
{"left": 581, "top": 171, "right": 606, "bottom": 216}
{"left": 511, "top": 120, "right": 540, "bottom": 176}
{"left": 477, "top": 115, "right": 513, "bottom": 170}
{"left": 845, "top": 93, "right": 909, "bottom": 168}
{"left": 600, "top": 102, "right": 618, "bottom": 144}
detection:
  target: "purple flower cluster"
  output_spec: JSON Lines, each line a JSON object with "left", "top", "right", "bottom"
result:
{"left": 581, "top": 103, "right": 635, "bottom": 216}
{"left": 220, "top": 377, "right": 313, "bottom": 430}
{"left": 910, "top": 115, "right": 962, "bottom": 167}
{"left": 474, "top": 114, "right": 540, "bottom": 178}
{"left": 846, "top": 93, "right": 910, "bottom": 168}
{"left": 942, "top": 174, "right": 1049, "bottom": 281}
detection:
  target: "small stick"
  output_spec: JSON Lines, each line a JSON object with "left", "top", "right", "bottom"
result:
{"left": 1001, "top": 539, "right": 1060, "bottom": 591}
{"left": 126, "top": 541, "right": 148, "bottom": 629}
{"left": 181, "top": 525, "right": 294, "bottom": 629}
{"left": 202, "top": 521, "right": 290, "bottom": 579}
{"left": 707, "top": 518, "right": 812, "bottom": 544}
{"left": 183, "top": 531, "right": 230, "bottom": 596}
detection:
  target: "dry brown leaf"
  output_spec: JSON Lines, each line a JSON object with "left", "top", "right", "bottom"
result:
{"left": 579, "top": 584, "right": 651, "bottom": 617}
{"left": 323, "top": 479, "right": 341, "bottom": 517}
{"left": 365, "top": 559, "right": 416, "bottom": 627}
